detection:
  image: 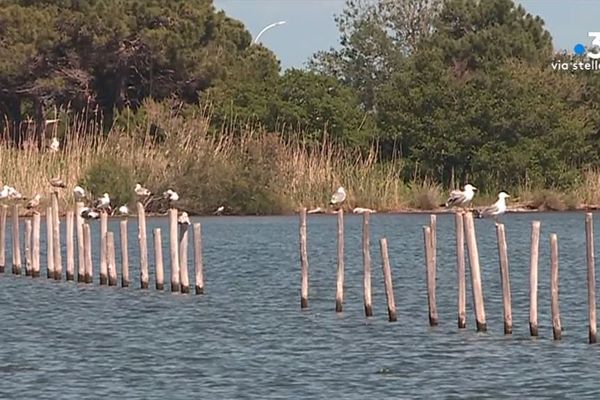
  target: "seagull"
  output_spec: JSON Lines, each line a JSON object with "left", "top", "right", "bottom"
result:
{"left": 213, "top": 206, "right": 225, "bottom": 215}
{"left": 178, "top": 212, "right": 191, "bottom": 225}
{"left": 352, "top": 207, "right": 377, "bottom": 214}
{"left": 49, "top": 177, "right": 66, "bottom": 189}
{"left": 307, "top": 207, "right": 325, "bottom": 214}
{"left": 163, "top": 189, "right": 179, "bottom": 208}
{"left": 477, "top": 192, "right": 510, "bottom": 221}
{"left": 134, "top": 183, "right": 151, "bottom": 197}
{"left": 49, "top": 137, "right": 59, "bottom": 152}
{"left": 118, "top": 205, "right": 129, "bottom": 215}
{"left": 445, "top": 184, "right": 477, "bottom": 208}
{"left": 26, "top": 194, "right": 41, "bottom": 210}
{"left": 7, "top": 187, "right": 22, "bottom": 200}
{"left": 73, "top": 186, "right": 86, "bottom": 201}
{"left": 80, "top": 207, "right": 100, "bottom": 220}
{"left": 0, "top": 186, "right": 10, "bottom": 200}
{"left": 95, "top": 193, "right": 111, "bottom": 211}
{"left": 330, "top": 186, "right": 346, "bottom": 206}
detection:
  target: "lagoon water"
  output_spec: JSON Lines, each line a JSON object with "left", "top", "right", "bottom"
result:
{"left": 0, "top": 212, "right": 599, "bottom": 399}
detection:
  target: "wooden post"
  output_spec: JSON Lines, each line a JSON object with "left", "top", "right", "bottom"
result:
{"left": 169, "top": 209, "right": 180, "bottom": 292}
{"left": 24, "top": 219, "right": 32, "bottom": 276}
{"left": 335, "top": 209, "right": 344, "bottom": 313}
{"left": 455, "top": 212, "right": 466, "bottom": 329}
{"left": 463, "top": 212, "right": 487, "bottom": 332}
{"left": 32, "top": 214, "right": 40, "bottom": 278}
{"left": 83, "top": 224, "right": 93, "bottom": 284}
{"left": 137, "top": 203, "right": 149, "bottom": 289}
{"left": 66, "top": 211, "right": 74, "bottom": 281}
{"left": 11, "top": 204, "right": 21, "bottom": 274}
{"left": 99, "top": 211, "right": 107, "bottom": 284}
{"left": 495, "top": 223, "right": 512, "bottom": 335}
{"left": 550, "top": 233, "right": 561, "bottom": 340}
{"left": 193, "top": 223, "right": 204, "bottom": 295}
{"left": 363, "top": 211, "right": 373, "bottom": 317}
{"left": 0, "top": 204, "right": 6, "bottom": 272}
{"left": 179, "top": 223, "right": 190, "bottom": 294}
{"left": 586, "top": 213, "right": 597, "bottom": 344}
{"left": 153, "top": 228, "right": 164, "bottom": 290}
{"left": 46, "top": 208, "right": 54, "bottom": 279}
{"left": 76, "top": 202, "right": 85, "bottom": 282}
{"left": 107, "top": 231, "right": 117, "bottom": 286}
{"left": 120, "top": 218, "right": 129, "bottom": 287}
{"left": 430, "top": 214, "right": 437, "bottom": 274}
{"left": 299, "top": 208, "right": 308, "bottom": 309}
{"left": 423, "top": 226, "right": 438, "bottom": 326}
{"left": 51, "top": 192, "right": 61, "bottom": 280}
{"left": 529, "top": 221, "right": 541, "bottom": 337}
{"left": 379, "top": 238, "right": 397, "bottom": 322}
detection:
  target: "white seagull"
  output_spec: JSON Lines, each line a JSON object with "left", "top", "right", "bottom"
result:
{"left": 163, "top": 189, "right": 179, "bottom": 201}
{"left": 7, "top": 187, "right": 22, "bottom": 200}
{"left": 445, "top": 184, "right": 477, "bottom": 208}
{"left": 478, "top": 192, "right": 510, "bottom": 220}
{"left": 49, "top": 177, "right": 66, "bottom": 189}
{"left": 307, "top": 207, "right": 325, "bottom": 214}
{"left": 352, "top": 207, "right": 376, "bottom": 214}
{"left": 134, "top": 183, "right": 151, "bottom": 197}
{"left": 80, "top": 207, "right": 100, "bottom": 220}
{"left": 0, "top": 185, "right": 10, "bottom": 200}
{"left": 26, "top": 194, "right": 41, "bottom": 210}
{"left": 329, "top": 186, "right": 346, "bottom": 206}
{"left": 73, "top": 186, "right": 86, "bottom": 201}
{"left": 178, "top": 212, "right": 191, "bottom": 225}
{"left": 118, "top": 205, "right": 129, "bottom": 215}
{"left": 213, "top": 206, "right": 225, "bottom": 215}
{"left": 95, "top": 193, "right": 111, "bottom": 210}
{"left": 49, "top": 137, "right": 59, "bottom": 152}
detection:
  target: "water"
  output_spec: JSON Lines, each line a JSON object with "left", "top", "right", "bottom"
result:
{"left": 1, "top": 212, "right": 600, "bottom": 399}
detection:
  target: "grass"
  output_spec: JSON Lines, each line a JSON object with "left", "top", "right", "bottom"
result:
{"left": 1, "top": 102, "right": 599, "bottom": 215}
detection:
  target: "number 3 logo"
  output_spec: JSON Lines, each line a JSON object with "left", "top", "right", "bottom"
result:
{"left": 588, "top": 32, "right": 600, "bottom": 59}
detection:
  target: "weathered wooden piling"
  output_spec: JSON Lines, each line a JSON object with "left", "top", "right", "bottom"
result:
{"left": 76, "top": 202, "right": 85, "bottom": 282}
{"left": 0, "top": 205, "right": 6, "bottom": 272}
{"left": 463, "top": 212, "right": 487, "bottom": 332}
{"left": 495, "top": 223, "right": 512, "bottom": 335}
{"left": 169, "top": 209, "right": 180, "bottom": 292}
{"left": 586, "top": 213, "right": 597, "bottom": 344}
{"left": 379, "top": 238, "right": 397, "bottom": 322}
{"left": 529, "top": 221, "right": 541, "bottom": 337}
{"left": 153, "top": 228, "right": 164, "bottom": 290}
{"left": 51, "top": 192, "right": 61, "bottom": 280}
{"left": 193, "top": 223, "right": 204, "bottom": 295}
{"left": 299, "top": 208, "right": 308, "bottom": 309}
{"left": 179, "top": 223, "right": 190, "bottom": 294}
{"left": 66, "top": 211, "right": 74, "bottom": 281}
{"left": 550, "top": 233, "right": 561, "bottom": 340}
{"left": 11, "top": 204, "right": 21, "bottom": 274}
{"left": 137, "top": 203, "right": 149, "bottom": 289}
{"left": 455, "top": 212, "right": 466, "bottom": 329}
{"left": 120, "top": 218, "right": 129, "bottom": 287}
{"left": 423, "top": 226, "right": 438, "bottom": 326}
{"left": 24, "top": 220, "right": 32, "bottom": 276}
{"left": 363, "top": 211, "right": 373, "bottom": 317}
{"left": 335, "top": 209, "right": 345, "bottom": 313}
{"left": 32, "top": 213, "right": 40, "bottom": 278}
{"left": 430, "top": 214, "right": 437, "bottom": 273}
{"left": 107, "top": 231, "right": 117, "bottom": 286}
{"left": 83, "top": 224, "right": 93, "bottom": 284}
{"left": 46, "top": 208, "right": 54, "bottom": 279}
{"left": 99, "top": 212, "right": 108, "bottom": 284}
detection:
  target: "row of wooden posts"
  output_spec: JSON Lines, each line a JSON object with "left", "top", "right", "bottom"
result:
{"left": 299, "top": 208, "right": 598, "bottom": 343}
{"left": 0, "top": 193, "right": 205, "bottom": 294}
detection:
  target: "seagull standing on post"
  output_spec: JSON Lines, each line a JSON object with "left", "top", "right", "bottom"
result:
{"left": 135, "top": 183, "right": 151, "bottom": 197}
{"left": 26, "top": 194, "right": 41, "bottom": 210}
{"left": 95, "top": 193, "right": 111, "bottom": 213}
{"left": 329, "top": 186, "right": 347, "bottom": 208}
{"left": 445, "top": 184, "right": 477, "bottom": 208}
{"left": 163, "top": 189, "right": 179, "bottom": 209}
{"left": 477, "top": 192, "right": 510, "bottom": 221}
{"left": 49, "top": 177, "right": 66, "bottom": 189}
{"left": 73, "top": 186, "right": 86, "bottom": 201}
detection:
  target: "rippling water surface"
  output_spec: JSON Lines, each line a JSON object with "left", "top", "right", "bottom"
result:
{"left": 1, "top": 212, "right": 600, "bottom": 399}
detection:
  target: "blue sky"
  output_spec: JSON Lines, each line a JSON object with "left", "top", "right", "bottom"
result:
{"left": 214, "top": 0, "right": 600, "bottom": 70}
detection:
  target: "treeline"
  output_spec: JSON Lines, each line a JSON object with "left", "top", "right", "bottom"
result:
{"left": 1, "top": 0, "right": 600, "bottom": 192}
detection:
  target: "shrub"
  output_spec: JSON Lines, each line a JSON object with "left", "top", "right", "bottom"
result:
{"left": 81, "top": 157, "right": 136, "bottom": 208}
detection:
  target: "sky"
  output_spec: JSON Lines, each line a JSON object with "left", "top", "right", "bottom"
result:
{"left": 214, "top": 0, "right": 600, "bottom": 70}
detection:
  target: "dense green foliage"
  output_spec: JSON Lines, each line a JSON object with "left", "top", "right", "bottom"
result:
{"left": 2, "top": 0, "right": 600, "bottom": 194}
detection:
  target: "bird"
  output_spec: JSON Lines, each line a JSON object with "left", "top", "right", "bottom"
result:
{"left": 163, "top": 189, "right": 179, "bottom": 208}
{"left": 477, "top": 192, "right": 510, "bottom": 221}
{"left": 330, "top": 186, "right": 347, "bottom": 206}
{"left": 49, "top": 137, "right": 59, "bottom": 152}
{"left": 307, "top": 207, "right": 326, "bottom": 214}
{"left": 7, "top": 186, "right": 22, "bottom": 200}
{"left": 95, "top": 193, "right": 111, "bottom": 211}
{"left": 49, "top": 177, "right": 66, "bottom": 189}
{"left": 118, "top": 205, "right": 129, "bottom": 215}
{"left": 134, "top": 183, "right": 151, "bottom": 197}
{"left": 26, "top": 194, "right": 41, "bottom": 210}
{"left": 445, "top": 184, "right": 477, "bottom": 208}
{"left": 0, "top": 185, "right": 10, "bottom": 200}
{"left": 178, "top": 212, "right": 191, "bottom": 225}
{"left": 80, "top": 207, "right": 100, "bottom": 220}
{"left": 352, "top": 207, "right": 376, "bottom": 214}
{"left": 73, "top": 186, "right": 86, "bottom": 201}
{"left": 213, "top": 206, "right": 225, "bottom": 215}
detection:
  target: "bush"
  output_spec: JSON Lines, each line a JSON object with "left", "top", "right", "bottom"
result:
{"left": 407, "top": 179, "right": 442, "bottom": 210}
{"left": 529, "top": 189, "right": 566, "bottom": 211}
{"left": 81, "top": 157, "right": 136, "bottom": 208}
